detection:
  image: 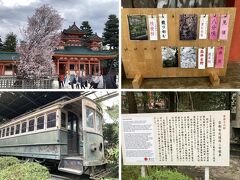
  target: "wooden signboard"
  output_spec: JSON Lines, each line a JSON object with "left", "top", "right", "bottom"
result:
{"left": 122, "top": 8, "right": 236, "bottom": 87}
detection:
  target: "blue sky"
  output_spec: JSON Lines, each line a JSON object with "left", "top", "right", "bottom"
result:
{"left": 0, "top": 0, "right": 119, "bottom": 41}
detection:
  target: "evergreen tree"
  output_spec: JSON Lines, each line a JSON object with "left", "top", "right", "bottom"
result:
{"left": 3, "top": 32, "right": 17, "bottom": 52}
{"left": 80, "top": 21, "right": 93, "bottom": 39}
{"left": 0, "top": 36, "right": 4, "bottom": 50}
{"left": 102, "top": 14, "right": 119, "bottom": 50}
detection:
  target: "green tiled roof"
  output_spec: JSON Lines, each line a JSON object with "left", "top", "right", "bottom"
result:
{"left": 89, "top": 33, "right": 102, "bottom": 41}
{"left": 0, "top": 46, "right": 116, "bottom": 61}
{"left": 0, "top": 51, "right": 19, "bottom": 61}
{"left": 54, "top": 46, "right": 115, "bottom": 56}
{"left": 63, "top": 22, "right": 84, "bottom": 34}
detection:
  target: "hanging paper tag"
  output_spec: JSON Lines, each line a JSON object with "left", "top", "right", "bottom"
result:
{"left": 209, "top": 14, "right": 219, "bottom": 40}
{"left": 148, "top": 15, "right": 158, "bottom": 40}
{"left": 216, "top": 46, "right": 225, "bottom": 68}
{"left": 159, "top": 14, "right": 168, "bottom": 39}
{"left": 219, "top": 14, "right": 230, "bottom": 40}
{"left": 207, "top": 47, "right": 215, "bottom": 68}
{"left": 199, "top": 15, "right": 208, "bottom": 39}
{"left": 198, "top": 48, "right": 206, "bottom": 69}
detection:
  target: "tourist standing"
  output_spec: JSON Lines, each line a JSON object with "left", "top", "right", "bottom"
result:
{"left": 97, "top": 73, "right": 104, "bottom": 89}
{"left": 59, "top": 74, "right": 65, "bottom": 88}
{"left": 64, "top": 70, "right": 70, "bottom": 88}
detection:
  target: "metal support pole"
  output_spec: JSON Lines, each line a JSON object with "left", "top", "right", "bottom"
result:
{"left": 205, "top": 167, "right": 209, "bottom": 180}
{"left": 141, "top": 166, "right": 146, "bottom": 177}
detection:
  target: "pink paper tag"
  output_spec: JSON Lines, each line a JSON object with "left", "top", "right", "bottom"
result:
{"left": 215, "top": 46, "right": 225, "bottom": 68}
{"left": 219, "top": 14, "right": 230, "bottom": 40}
{"left": 209, "top": 14, "right": 219, "bottom": 40}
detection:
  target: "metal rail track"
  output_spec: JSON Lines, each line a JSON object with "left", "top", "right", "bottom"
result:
{"left": 51, "top": 174, "right": 72, "bottom": 180}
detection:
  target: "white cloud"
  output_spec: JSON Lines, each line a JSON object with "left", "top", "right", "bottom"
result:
{"left": 0, "top": 0, "right": 38, "bottom": 7}
{"left": 0, "top": 0, "right": 118, "bottom": 40}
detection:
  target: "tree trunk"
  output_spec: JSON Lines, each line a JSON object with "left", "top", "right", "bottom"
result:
{"left": 235, "top": 92, "right": 240, "bottom": 127}
{"left": 142, "top": 92, "right": 150, "bottom": 113}
{"left": 169, "top": 92, "right": 176, "bottom": 112}
{"left": 126, "top": 92, "right": 138, "bottom": 113}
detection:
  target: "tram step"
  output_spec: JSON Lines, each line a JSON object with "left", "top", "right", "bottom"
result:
{"left": 58, "top": 157, "right": 83, "bottom": 175}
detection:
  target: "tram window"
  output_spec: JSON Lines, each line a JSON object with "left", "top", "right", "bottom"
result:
{"left": 2, "top": 129, "right": 5, "bottom": 137}
{"left": 21, "top": 122, "right": 27, "bottom": 133}
{"left": 61, "top": 112, "right": 66, "bottom": 128}
{"left": 28, "top": 119, "right": 35, "bottom": 132}
{"left": 15, "top": 124, "right": 20, "bottom": 134}
{"left": 47, "top": 112, "right": 56, "bottom": 128}
{"left": 6, "top": 127, "right": 9, "bottom": 136}
{"left": 37, "top": 116, "right": 44, "bottom": 130}
{"left": 86, "top": 107, "right": 94, "bottom": 128}
{"left": 96, "top": 112, "right": 102, "bottom": 133}
{"left": 73, "top": 120, "right": 77, "bottom": 132}
{"left": 10, "top": 126, "right": 14, "bottom": 135}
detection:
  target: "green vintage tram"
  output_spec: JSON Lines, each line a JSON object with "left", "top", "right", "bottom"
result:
{"left": 0, "top": 96, "right": 106, "bottom": 175}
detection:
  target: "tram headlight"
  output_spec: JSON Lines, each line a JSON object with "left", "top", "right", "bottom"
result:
{"left": 90, "top": 144, "right": 97, "bottom": 152}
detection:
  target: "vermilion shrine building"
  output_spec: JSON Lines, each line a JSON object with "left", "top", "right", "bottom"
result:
{"left": 0, "top": 22, "right": 117, "bottom": 76}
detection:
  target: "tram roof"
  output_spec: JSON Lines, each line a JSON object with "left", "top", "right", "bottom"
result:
{"left": 0, "top": 91, "right": 118, "bottom": 123}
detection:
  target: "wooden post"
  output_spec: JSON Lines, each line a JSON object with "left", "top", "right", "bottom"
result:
{"left": 88, "top": 61, "right": 91, "bottom": 75}
{"left": 141, "top": 166, "right": 146, "bottom": 177}
{"left": 11, "top": 64, "right": 14, "bottom": 76}
{"left": 205, "top": 167, "right": 209, "bottom": 180}
{"left": 84, "top": 63, "right": 86, "bottom": 76}
{"left": 132, "top": 73, "right": 143, "bottom": 88}
{"left": 67, "top": 59, "right": 70, "bottom": 71}
{"left": 2, "top": 65, "right": 5, "bottom": 76}
{"left": 94, "top": 64, "right": 97, "bottom": 74}
{"left": 98, "top": 61, "right": 101, "bottom": 74}
{"left": 57, "top": 59, "right": 59, "bottom": 75}
{"left": 209, "top": 71, "right": 220, "bottom": 86}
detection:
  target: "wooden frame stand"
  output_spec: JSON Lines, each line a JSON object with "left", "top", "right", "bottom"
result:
{"left": 122, "top": 8, "right": 236, "bottom": 88}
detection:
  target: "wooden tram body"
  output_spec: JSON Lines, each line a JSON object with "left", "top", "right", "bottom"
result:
{"left": 0, "top": 96, "right": 106, "bottom": 175}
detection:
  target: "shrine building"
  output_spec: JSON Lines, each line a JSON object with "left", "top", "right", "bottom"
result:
{"left": 0, "top": 22, "right": 117, "bottom": 76}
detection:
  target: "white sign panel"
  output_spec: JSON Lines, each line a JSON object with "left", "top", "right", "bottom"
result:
{"left": 122, "top": 116, "right": 155, "bottom": 164}
{"left": 148, "top": 15, "right": 158, "bottom": 40}
{"left": 122, "top": 111, "right": 230, "bottom": 166}
{"left": 199, "top": 14, "right": 209, "bottom": 39}
{"left": 159, "top": 14, "right": 168, "bottom": 39}
{"left": 207, "top": 47, "right": 215, "bottom": 68}
{"left": 198, "top": 48, "right": 206, "bottom": 69}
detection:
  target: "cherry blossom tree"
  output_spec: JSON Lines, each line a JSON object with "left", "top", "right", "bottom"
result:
{"left": 17, "top": 4, "right": 63, "bottom": 79}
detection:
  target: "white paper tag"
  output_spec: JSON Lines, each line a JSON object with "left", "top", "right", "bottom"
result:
{"left": 198, "top": 48, "right": 206, "bottom": 69}
{"left": 207, "top": 47, "right": 215, "bottom": 68}
{"left": 148, "top": 15, "right": 158, "bottom": 40}
{"left": 159, "top": 14, "right": 168, "bottom": 39}
{"left": 199, "top": 15, "right": 208, "bottom": 39}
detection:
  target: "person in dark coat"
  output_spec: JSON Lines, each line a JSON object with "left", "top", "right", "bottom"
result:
{"left": 69, "top": 74, "right": 76, "bottom": 89}
{"left": 58, "top": 74, "right": 65, "bottom": 88}
{"left": 75, "top": 74, "right": 80, "bottom": 89}
{"left": 81, "top": 76, "right": 86, "bottom": 89}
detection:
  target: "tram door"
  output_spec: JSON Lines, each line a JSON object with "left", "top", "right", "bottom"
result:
{"left": 67, "top": 112, "right": 79, "bottom": 155}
